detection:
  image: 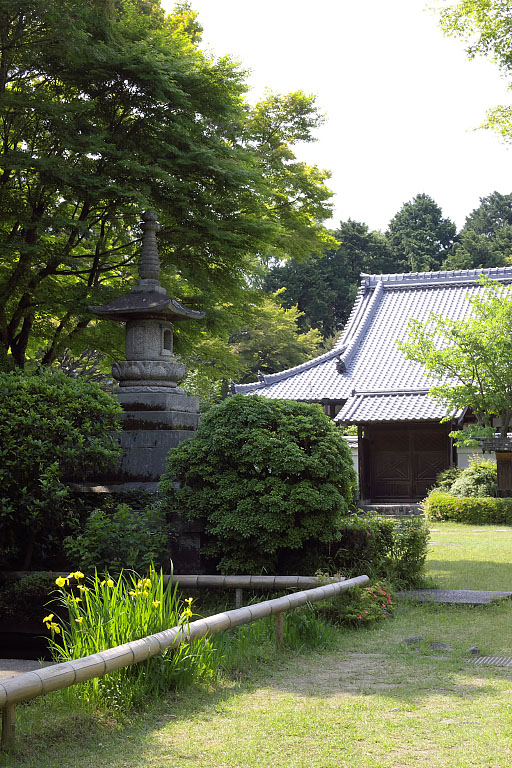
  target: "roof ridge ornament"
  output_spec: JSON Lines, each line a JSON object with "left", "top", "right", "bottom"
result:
{"left": 139, "top": 210, "right": 162, "bottom": 281}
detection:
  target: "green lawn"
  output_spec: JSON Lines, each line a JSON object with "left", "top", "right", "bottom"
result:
{"left": 426, "top": 521, "right": 512, "bottom": 590}
{"left": 3, "top": 522, "right": 512, "bottom": 768}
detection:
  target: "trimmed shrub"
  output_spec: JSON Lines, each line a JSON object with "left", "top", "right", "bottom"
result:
{"left": 63, "top": 503, "right": 169, "bottom": 573}
{"left": 449, "top": 458, "right": 497, "bottom": 497}
{"left": 159, "top": 395, "right": 357, "bottom": 574}
{"left": 0, "top": 370, "right": 122, "bottom": 569}
{"left": 328, "top": 514, "right": 430, "bottom": 588}
{"left": 424, "top": 491, "right": 512, "bottom": 524}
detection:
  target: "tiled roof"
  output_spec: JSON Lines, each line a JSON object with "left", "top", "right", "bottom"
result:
{"left": 335, "top": 390, "right": 465, "bottom": 424}
{"left": 234, "top": 266, "right": 512, "bottom": 422}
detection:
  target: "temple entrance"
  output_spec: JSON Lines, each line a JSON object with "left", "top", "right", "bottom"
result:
{"left": 359, "top": 422, "right": 451, "bottom": 502}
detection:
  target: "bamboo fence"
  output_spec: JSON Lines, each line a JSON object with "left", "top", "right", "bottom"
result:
{"left": 0, "top": 573, "right": 369, "bottom": 749}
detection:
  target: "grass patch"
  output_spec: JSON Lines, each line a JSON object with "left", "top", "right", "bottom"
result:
{"left": 5, "top": 599, "right": 512, "bottom": 768}
{"left": 425, "top": 521, "right": 512, "bottom": 589}
{"left": 4, "top": 522, "right": 512, "bottom": 767}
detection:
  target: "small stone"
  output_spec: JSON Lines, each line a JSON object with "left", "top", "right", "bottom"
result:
{"left": 430, "top": 642, "right": 454, "bottom": 651}
{"left": 467, "top": 646, "right": 480, "bottom": 655}
{"left": 390, "top": 707, "right": 403, "bottom": 712}
{"left": 401, "top": 636, "right": 424, "bottom": 645}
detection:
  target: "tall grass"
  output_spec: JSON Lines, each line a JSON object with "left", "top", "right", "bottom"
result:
{"left": 211, "top": 600, "right": 339, "bottom": 677}
{"left": 45, "top": 568, "right": 216, "bottom": 710}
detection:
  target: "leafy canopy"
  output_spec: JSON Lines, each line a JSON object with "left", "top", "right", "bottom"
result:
{"left": 228, "top": 292, "right": 322, "bottom": 384}
{"left": 386, "top": 193, "right": 457, "bottom": 273}
{"left": 0, "top": 0, "right": 335, "bottom": 370}
{"left": 439, "top": 1, "right": 512, "bottom": 141}
{"left": 442, "top": 191, "right": 512, "bottom": 270}
{"left": 264, "top": 219, "right": 396, "bottom": 339}
{"left": 398, "top": 277, "right": 512, "bottom": 444}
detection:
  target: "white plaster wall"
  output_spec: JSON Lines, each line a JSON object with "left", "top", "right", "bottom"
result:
{"left": 343, "top": 435, "right": 359, "bottom": 486}
{"left": 456, "top": 446, "right": 496, "bottom": 469}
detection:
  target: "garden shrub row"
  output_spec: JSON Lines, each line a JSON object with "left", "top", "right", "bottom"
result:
{"left": 424, "top": 490, "right": 512, "bottom": 524}
{"left": 330, "top": 514, "right": 429, "bottom": 588}
{"left": 0, "top": 374, "right": 429, "bottom": 590}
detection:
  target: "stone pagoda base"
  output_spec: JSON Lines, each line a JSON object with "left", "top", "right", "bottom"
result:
{"left": 115, "top": 386, "right": 200, "bottom": 486}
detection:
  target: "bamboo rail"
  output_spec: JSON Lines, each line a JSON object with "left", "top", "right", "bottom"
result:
{"left": 4, "top": 573, "right": 335, "bottom": 590}
{"left": 0, "top": 574, "right": 369, "bottom": 750}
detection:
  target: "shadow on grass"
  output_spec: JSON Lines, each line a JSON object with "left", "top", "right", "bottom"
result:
{"left": 6, "top": 601, "right": 512, "bottom": 767}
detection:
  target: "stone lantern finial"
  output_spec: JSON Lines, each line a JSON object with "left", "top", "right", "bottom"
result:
{"left": 139, "top": 210, "right": 161, "bottom": 280}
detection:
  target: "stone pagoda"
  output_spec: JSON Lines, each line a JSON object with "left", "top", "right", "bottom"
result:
{"left": 89, "top": 210, "right": 204, "bottom": 490}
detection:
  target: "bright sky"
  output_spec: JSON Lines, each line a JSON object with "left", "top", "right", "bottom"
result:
{"left": 163, "top": 0, "right": 512, "bottom": 233}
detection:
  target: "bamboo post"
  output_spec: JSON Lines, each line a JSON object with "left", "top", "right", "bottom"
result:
{"left": 274, "top": 612, "right": 284, "bottom": 649}
{"left": 235, "top": 588, "right": 243, "bottom": 609}
{"left": 1, "top": 704, "right": 15, "bottom": 750}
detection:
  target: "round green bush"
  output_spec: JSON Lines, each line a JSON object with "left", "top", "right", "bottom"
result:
{"left": 159, "top": 395, "right": 357, "bottom": 574}
{"left": 449, "top": 458, "right": 497, "bottom": 497}
{"left": 0, "top": 370, "right": 122, "bottom": 569}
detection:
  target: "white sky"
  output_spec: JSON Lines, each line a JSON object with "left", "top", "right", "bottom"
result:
{"left": 163, "top": 0, "right": 512, "bottom": 233}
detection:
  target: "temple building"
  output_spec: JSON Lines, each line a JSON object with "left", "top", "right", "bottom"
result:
{"left": 234, "top": 267, "right": 512, "bottom": 505}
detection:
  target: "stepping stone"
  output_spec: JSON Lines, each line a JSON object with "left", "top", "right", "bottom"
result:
{"left": 0, "top": 659, "right": 52, "bottom": 681}
{"left": 473, "top": 656, "right": 512, "bottom": 667}
{"left": 397, "top": 590, "right": 512, "bottom": 605}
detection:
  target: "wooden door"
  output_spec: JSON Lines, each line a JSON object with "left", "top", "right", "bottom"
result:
{"left": 364, "top": 423, "right": 450, "bottom": 502}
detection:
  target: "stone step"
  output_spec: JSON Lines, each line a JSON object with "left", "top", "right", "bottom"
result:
{"left": 359, "top": 503, "right": 424, "bottom": 517}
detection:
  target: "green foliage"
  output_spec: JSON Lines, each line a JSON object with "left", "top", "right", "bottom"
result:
{"left": 439, "top": 1, "right": 512, "bottom": 145}
{"left": 181, "top": 368, "right": 224, "bottom": 412}
{"left": 431, "top": 459, "right": 498, "bottom": 498}
{"left": 316, "top": 580, "right": 394, "bottom": 627}
{"left": 63, "top": 504, "right": 169, "bottom": 573}
{"left": 0, "top": 0, "right": 335, "bottom": 370}
{"left": 398, "top": 277, "right": 512, "bottom": 444}
{"left": 46, "top": 569, "right": 215, "bottom": 710}
{"left": 443, "top": 192, "right": 512, "bottom": 270}
{"left": 386, "top": 193, "right": 457, "bottom": 272}
{"left": 229, "top": 292, "right": 322, "bottom": 383}
{"left": 424, "top": 490, "right": 512, "bottom": 523}
{"left": 328, "top": 515, "right": 430, "bottom": 589}
{"left": 433, "top": 466, "right": 463, "bottom": 493}
{"left": 159, "top": 395, "right": 357, "bottom": 574}
{"left": 213, "top": 603, "right": 338, "bottom": 673}
{"left": 264, "top": 219, "right": 396, "bottom": 339}
{"left": 0, "top": 370, "right": 121, "bottom": 569}
{"left": 449, "top": 458, "right": 497, "bottom": 497}
{"left": 439, "top": 0, "right": 512, "bottom": 158}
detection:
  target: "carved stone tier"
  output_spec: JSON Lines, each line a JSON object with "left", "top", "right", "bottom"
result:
{"left": 117, "top": 389, "right": 200, "bottom": 412}
{"left": 114, "top": 430, "right": 197, "bottom": 482}
{"left": 125, "top": 318, "right": 174, "bottom": 361}
{"left": 112, "top": 359, "right": 186, "bottom": 387}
